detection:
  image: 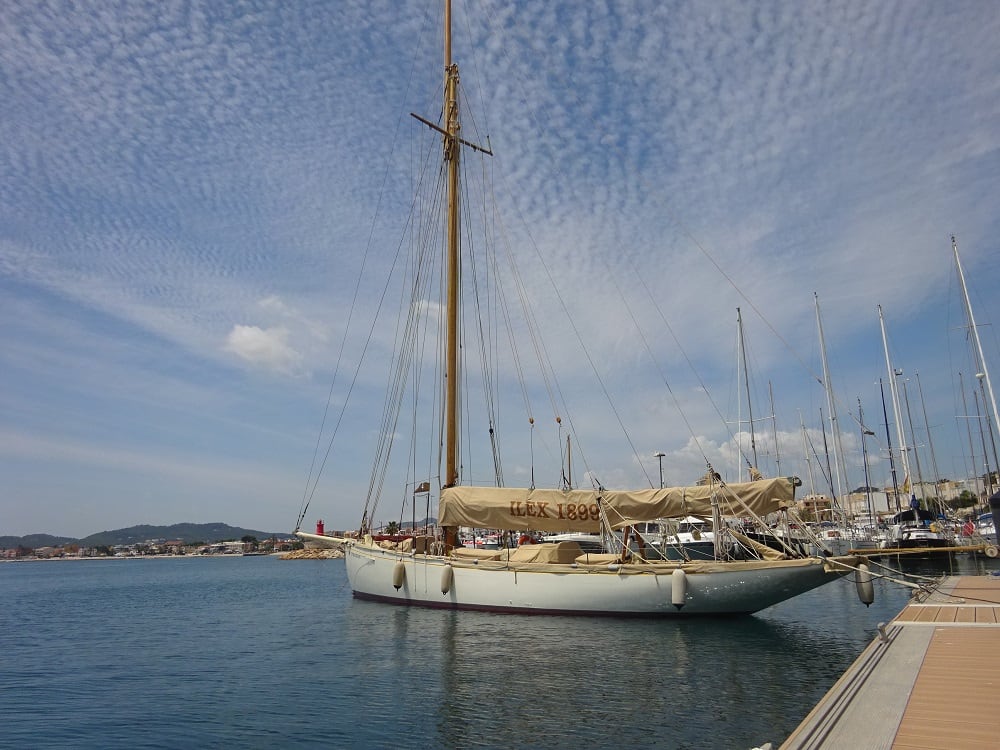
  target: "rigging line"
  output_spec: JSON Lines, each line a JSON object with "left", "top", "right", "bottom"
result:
{"left": 482, "top": 0, "right": 884, "bottom": 488}
{"left": 473, "top": 175, "right": 592, "bottom": 469}
{"left": 485, "top": 163, "right": 604, "bottom": 483}
{"left": 364, "top": 149, "right": 436, "bottom": 515}
{"left": 620, "top": 252, "right": 756, "bottom": 474}
{"left": 600, "top": 271, "right": 685, "bottom": 488}
{"left": 803, "top": 421, "right": 834, "bottom": 495}
{"left": 466, "top": 1, "right": 564, "bottom": 434}
{"left": 482, "top": 158, "right": 506, "bottom": 487}
{"left": 478, "top": 0, "right": 864, "bottom": 452}
{"left": 294, "top": 114, "right": 402, "bottom": 529}
{"left": 945, "top": 260, "right": 974, "bottom": 478}
{"left": 738, "top": 316, "right": 780, "bottom": 470}
{"left": 499, "top": 229, "right": 598, "bottom": 482}
{"left": 422, "top": 244, "right": 444, "bottom": 503}
{"left": 529, "top": 421, "right": 536, "bottom": 489}
{"left": 498, "top": 215, "right": 562, "bottom": 423}
{"left": 462, "top": 164, "right": 492, "bottom": 440}
{"left": 488, "top": 196, "right": 536, "bottom": 428}
{"left": 451, "top": 162, "right": 559, "bottom": 444}
{"left": 295, "top": 11, "right": 432, "bottom": 530}
{"left": 402, "top": 177, "right": 437, "bottom": 503}
{"left": 461, "top": 6, "right": 600, "bottom": 482}
{"left": 410, "top": 164, "right": 448, "bottom": 504}
{"left": 457, "top": 0, "right": 491, "bottom": 146}
{"left": 689, "top": 202, "right": 837, "bottom": 412}
{"left": 495, "top": 256, "right": 535, "bottom": 422}
{"left": 314, "top": 120, "right": 441, "bottom": 528}
{"left": 737, "top": 308, "right": 759, "bottom": 469}
{"left": 464, "top": 153, "right": 505, "bottom": 485}
{"left": 366, "top": 152, "right": 446, "bottom": 517}
{"left": 366, "top": 249, "right": 423, "bottom": 515}
{"left": 371, "top": 240, "right": 437, "bottom": 517}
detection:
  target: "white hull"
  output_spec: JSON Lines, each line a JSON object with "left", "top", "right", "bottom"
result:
{"left": 344, "top": 542, "right": 854, "bottom": 616}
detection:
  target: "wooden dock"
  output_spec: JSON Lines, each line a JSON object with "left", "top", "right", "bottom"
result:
{"left": 780, "top": 575, "right": 1000, "bottom": 749}
{"left": 846, "top": 544, "right": 995, "bottom": 558}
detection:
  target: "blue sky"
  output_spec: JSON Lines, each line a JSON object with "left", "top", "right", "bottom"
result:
{"left": 2, "top": 0, "right": 999, "bottom": 538}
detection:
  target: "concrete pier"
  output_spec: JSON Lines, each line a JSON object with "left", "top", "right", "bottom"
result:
{"left": 780, "top": 575, "right": 1000, "bottom": 749}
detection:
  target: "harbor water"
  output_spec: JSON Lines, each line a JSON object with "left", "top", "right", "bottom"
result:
{"left": 3, "top": 553, "right": 997, "bottom": 749}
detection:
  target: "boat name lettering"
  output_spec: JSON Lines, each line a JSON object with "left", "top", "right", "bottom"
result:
{"left": 556, "top": 503, "right": 601, "bottom": 521}
{"left": 509, "top": 501, "right": 552, "bottom": 518}
{"left": 507, "top": 501, "right": 600, "bottom": 521}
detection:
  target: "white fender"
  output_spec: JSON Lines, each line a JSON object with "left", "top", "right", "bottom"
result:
{"left": 984, "top": 545, "right": 998, "bottom": 559}
{"left": 392, "top": 561, "right": 406, "bottom": 590}
{"left": 441, "top": 564, "right": 454, "bottom": 594}
{"left": 671, "top": 568, "right": 687, "bottom": 610}
{"left": 855, "top": 563, "right": 874, "bottom": 607}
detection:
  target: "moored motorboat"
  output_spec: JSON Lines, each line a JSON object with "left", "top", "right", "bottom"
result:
{"left": 880, "top": 507, "right": 951, "bottom": 549}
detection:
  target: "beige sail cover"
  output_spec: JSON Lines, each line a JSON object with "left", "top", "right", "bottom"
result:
{"left": 439, "top": 477, "right": 796, "bottom": 532}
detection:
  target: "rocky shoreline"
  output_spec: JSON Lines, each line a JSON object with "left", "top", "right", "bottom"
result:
{"left": 279, "top": 548, "right": 345, "bottom": 560}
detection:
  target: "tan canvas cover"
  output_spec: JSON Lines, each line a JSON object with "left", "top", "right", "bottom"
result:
{"left": 498, "top": 541, "right": 584, "bottom": 563}
{"left": 439, "top": 487, "right": 604, "bottom": 531}
{"left": 439, "top": 477, "right": 796, "bottom": 532}
{"left": 600, "top": 478, "right": 795, "bottom": 527}
{"left": 450, "top": 547, "right": 502, "bottom": 561}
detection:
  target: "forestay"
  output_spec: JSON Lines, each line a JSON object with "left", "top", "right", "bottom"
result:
{"left": 439, "top": 477, "right": 796, "bottom": 532}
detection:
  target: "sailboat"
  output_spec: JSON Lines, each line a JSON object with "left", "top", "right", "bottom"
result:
{"left": 877, "top": 305, "right": 952, "bottom": 551}
{"left": 813, "top": 294, "right": 882, "bottom": 554}
{"left": 297, "top": 0, "right": 860, "bottom": 616}
{"left": 953, "top": 235, "right": 1000, "bottom": 547}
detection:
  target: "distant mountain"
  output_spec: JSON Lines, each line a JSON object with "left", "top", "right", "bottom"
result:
{"left": 1, "top": 523, "right": 290, "bottom": 549}
{"left": 0, "top": 533, "right": 78, "bottom": 549}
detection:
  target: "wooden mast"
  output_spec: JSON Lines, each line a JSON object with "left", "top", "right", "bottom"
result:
{"left": 443, "top": 0, "right": 460, "bottom": 489}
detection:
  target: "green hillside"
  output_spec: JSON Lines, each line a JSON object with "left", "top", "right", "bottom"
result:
{"left": 1, "top": 522, "right": 289, "bottom": 549}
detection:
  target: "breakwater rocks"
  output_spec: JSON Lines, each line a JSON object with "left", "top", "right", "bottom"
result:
{"left": 280, "top": 548, "right": 345, "bottom": 560}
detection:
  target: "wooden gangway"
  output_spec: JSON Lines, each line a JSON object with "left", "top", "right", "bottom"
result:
{"left": 847, "top": 544, "right": 996, "bottom": 558}
{"left": 780, "top": 575, "right": 1000, "bottom": 749}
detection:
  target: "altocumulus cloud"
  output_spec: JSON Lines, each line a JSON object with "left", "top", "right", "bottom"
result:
{"left": 224, "top": 324, "right": 302, "bottom": 374}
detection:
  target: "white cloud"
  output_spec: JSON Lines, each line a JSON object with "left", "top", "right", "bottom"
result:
{"left": 224, "top": 324, "right": 302, "bottom": 374}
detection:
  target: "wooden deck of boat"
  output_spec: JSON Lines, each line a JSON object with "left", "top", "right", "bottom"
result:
{"left": 779, "top": 575, "right": 1000, "bottom": 750}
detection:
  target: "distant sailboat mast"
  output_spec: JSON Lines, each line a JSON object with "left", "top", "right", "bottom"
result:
{"left": 816, "top": 293, "right": 849, "bottom": 504}
{"left": 973, "top": 388, "right": 997, "bottom": 496}
{"left": 959, "top": 371, "right": 985, "bottom": 500}
{"left": 915, "top": 372, "right": 943, "bottom": 503}
{"left": 737, "top": 307, "right": 758, "bottom": 480}
{"left": 858, "top": 398, "right": 876, "bottom": 520}
{"left": 878, "top": 304, "right": 912, "bottom": 494}
{"left": 900, "top": 377, "right": 926, "bottom": 496}
{"left": 769, "top": 381, "right": 781, "bottom": 476}
{"left": 879, "top": 378, "right": 903, "bottom": 513}
{"left": 953, "top": 235, "right": 1000, "bottom": 462}
{"left": 798, "top": 410, "right": 817, "bottom": 497}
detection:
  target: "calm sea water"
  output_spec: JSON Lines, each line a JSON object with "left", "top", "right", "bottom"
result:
{"left": 3, "top": 553, "right": 997, "bottom": 749}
